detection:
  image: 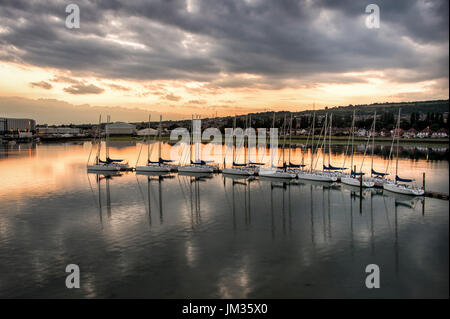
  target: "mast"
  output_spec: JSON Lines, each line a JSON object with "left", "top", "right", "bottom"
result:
{"left": 95, "top": 114, "right": 101, "bottom": 164}
{"left": 289, "top": 114, "right": 293, "bottom": 165}
{"left": 322, "top": 113, "right": 328, "bottom": 171}
{"left": 158, "top": 115, "right": 162, "bottom": 166}
{"left": 106, "top": 115, "right": 110, "bottom": 160}
{"left": 190, "top": 115, "right": 193, "bottom": 164}
{"left": 271, "top": 112, "right": 275, "bottom": 168}
{"left": 328, "top": 114, "right": 332, "bottom": 167}
{"left": 147, "top": 114, "right": 151, "bottom": 164}
{"left": 248, "top": 114, "right": 252, "bottom": 165}
{"left": 310, "top": 111, "right": 316, "bottom": 173}
{"left": 282, "top": 114, "right": 287, "bottom": 170}
{"left": 244, "top": 115, "right": 248, "bottom": 165}
{"left": 233, "top": 115, "right": 236, "bottom": 165}
{"left": 395, "top": 109, "right": 401, "bottom": 182}
{"left": 350, "top": 110, "right": 355, "bottom": 175}
{"left": 371, "top": 111, "right": 376, "bottom": 177}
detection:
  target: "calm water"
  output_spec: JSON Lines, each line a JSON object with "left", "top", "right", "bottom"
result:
{"left": 0, "top": 141, "right": 448, "bottom": 298}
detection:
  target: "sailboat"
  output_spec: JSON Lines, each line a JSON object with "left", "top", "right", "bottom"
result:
{"left": 322, "top": 114, "right": 346, "bottom": 179}
{"left": 178, "top": 116, "right": 216, "bottom": 173}
{"left": 383, "top": 109, "right": 424, "bottom": 196}
{"left": 259, "top": 113, "right": 297, "bottom": 179}
{"left": 340, "top": 111, "right": 375, "bottom": 188}
{"left": 298, "top": 112, "right": 337, "bottom": 182}
{"left": 367, "top": 111, "right": 389, "bottom": 187}
{"left": 87, "top": 115, "right": 121, "bottom": 171}
{"left": 223, "top": 115, "right": 255, "bottom": 176}
{"left": 285, "top": 114, "right": 306, "bottom": 174}
{"left": 136, "top": 115, "right": 174, "bottom": 173}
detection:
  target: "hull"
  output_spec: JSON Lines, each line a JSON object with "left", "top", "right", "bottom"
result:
{"left": 135, "top": 165, "right": 170, "bottom": 172}
{"left": 383, "top": 183, "right": 425, "bottom": 196}
{"left": 258, "top": 169, "right": 296, "bottom": 179}
{"left": 368, "top": 177, "right": 388, "bottom": 187}
{"left": 178, "top": 165, "right": 214, "bottom": 173}
{"left": 222, "top": 167, "right": 254, "bottom": 176}
{"left": 297, "top": 172, "right": 337, "bottom": 182}
{"left": 341, "top": 177, "right": 375, "bottom": 188}
{"left": 87, "top": 164, "right": 120, "bottom": 171}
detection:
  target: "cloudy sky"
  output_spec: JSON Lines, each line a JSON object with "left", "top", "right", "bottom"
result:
{"left": 0, "top": 0, "right": 448, "bottom": 124}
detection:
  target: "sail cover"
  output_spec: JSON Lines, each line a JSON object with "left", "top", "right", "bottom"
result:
{"left": 148, "top": 157, "right": 173, "bottom": 164}
{"left": 288, "top": 162, "right": 305, "bottom": 168}
{"left": 351, "top": 170, "right": 363, "bottom": 176}
{"left": 371, "top": 169, "right": 389, "bottom": 176}
{"left": 232, "top": 162, "right": 247, "bottom": 167}
{"left": 272, "top": 162, "right": 287, "bottom": 169}
{"left": 396, "top": 175, "right": 413, "bottom": 182}
{"left": 191, "top": 160, "right": 213, "bottom": 165}
{"left": 249, "top": 161, "right": 265, "bottom": 165}
{"left": 99, "top": 157, "right": 123, "bottom": 164}
{"left": 323, "top": 164, "right": 346, "bottom": 170}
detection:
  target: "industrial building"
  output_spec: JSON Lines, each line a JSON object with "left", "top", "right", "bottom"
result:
{"left": 105, "top": 122, "right": 136, "bottom": 135}
{"left": 37, "top": 127, "right": 81, "bottom": 135}
{"left": 0, "top": 117, "right": 36, "bottom": 134}
{"left": 137, "top": 128, "right": 158, "bottom": 136}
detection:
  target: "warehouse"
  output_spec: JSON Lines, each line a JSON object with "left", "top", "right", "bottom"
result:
{"left": 105, "top": 122, "right": 136, "bottom": 135}
{"left": 137, "top": 128, "right": 158, "bottom": 136}
{"left": 0, "top": 117, "right": 36, "bottom": 134}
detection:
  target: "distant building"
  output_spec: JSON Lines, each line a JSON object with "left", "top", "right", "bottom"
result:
{"left": 356, "top": 128, "right": 367, "bottom": 137}
{"left": 106, "top": 122, "right": 136, "bottom": 135}
{"left": 404, "top": 128, "right": 418, "bottom": 138}
{"left": 390, "top": 128, "right": 404, "bottom": 137}
{"left": 417, "top": 128, "right": 431, "bottom": 138}
{"left": 431, "top": 128, "right": 448, "bottom": 138}
{"left": 0, "top": 117, "right": 36, "bottom": 134}
{"left": 137, "top": 128, "right": 158, "bottom": 136}
{"left": 379, "top": 129, "right": 390, "bottom": 137}
{"left": 37, "top": 127, "right": 81, "bottom": 136}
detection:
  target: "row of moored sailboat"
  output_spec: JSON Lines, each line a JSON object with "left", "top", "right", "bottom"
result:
{"left": 87, "top": 110, "right": 424, "bottom": 196}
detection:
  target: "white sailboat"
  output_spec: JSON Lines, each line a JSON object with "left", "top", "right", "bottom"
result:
{"left": 178, "top": 116, "right": 216, "bottom": 174}
{"left": 87, "top": 115, "right": 121, "bottom": 172}
{"left": 340, "top": 110, "right": 375, "bottom": 188}
{"left": 298, "top": 111, "right": 337, "bottom": 182}
{"left": 367, "top": 111, "right": 389, "bottom": 187}
{"left": 383, "top": 109, "right": 424, "bottom": 196}
{"left": 258, "top": 113, "right": 297, "bottom": 179}
{"left": 223, "top": 115, "right": 255, "bottom": 176}
{"left": 321, "top": 113, "right": 347, "bottom": 180}
{"left": 284, "top": 114, "right": 306, "bottom": 174}
{"left": 136, "top": 115, "right": 174, "bottom": 173}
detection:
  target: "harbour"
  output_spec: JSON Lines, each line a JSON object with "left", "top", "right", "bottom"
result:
{"left": 0, "top": 140, "right": 448, "bottom": 298}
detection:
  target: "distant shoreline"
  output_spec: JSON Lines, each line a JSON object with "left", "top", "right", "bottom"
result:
{"left": 104, "top": 135, "right": 449, "bottom": 147}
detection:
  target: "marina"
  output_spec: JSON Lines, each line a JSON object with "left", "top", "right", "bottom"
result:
{"left": 0, "top": 140, "right": 448, "bottom": 298}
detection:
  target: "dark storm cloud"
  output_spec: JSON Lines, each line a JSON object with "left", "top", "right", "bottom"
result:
{"left": 0, "top": 0, "right": 448, "bottom": 87}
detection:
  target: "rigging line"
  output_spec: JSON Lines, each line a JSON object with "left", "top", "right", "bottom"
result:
{"left": 359, "top": 119, "right": 375, "bottom": 173}
{"left": 385, "top": 109, "right": 400, "bottom": 175}
{"left": 311, "top": 116, "right": 325, "bottom": 170}
{"left": 301, "top": 113, "right": 312, "bottom": 166}
{"left": 342, "top": 111, "right": 355, "bottom": 169}
{"left": 313, "top": 115, "right": 327, "bottom": 170}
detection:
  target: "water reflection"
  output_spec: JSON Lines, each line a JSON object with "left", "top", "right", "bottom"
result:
{"left": 0, "top": 142, "right": 447, "bottom": 298}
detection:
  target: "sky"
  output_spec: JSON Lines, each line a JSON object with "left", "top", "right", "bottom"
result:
{"left": 0, "top": 0, "right": 448, "bottom": 124}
